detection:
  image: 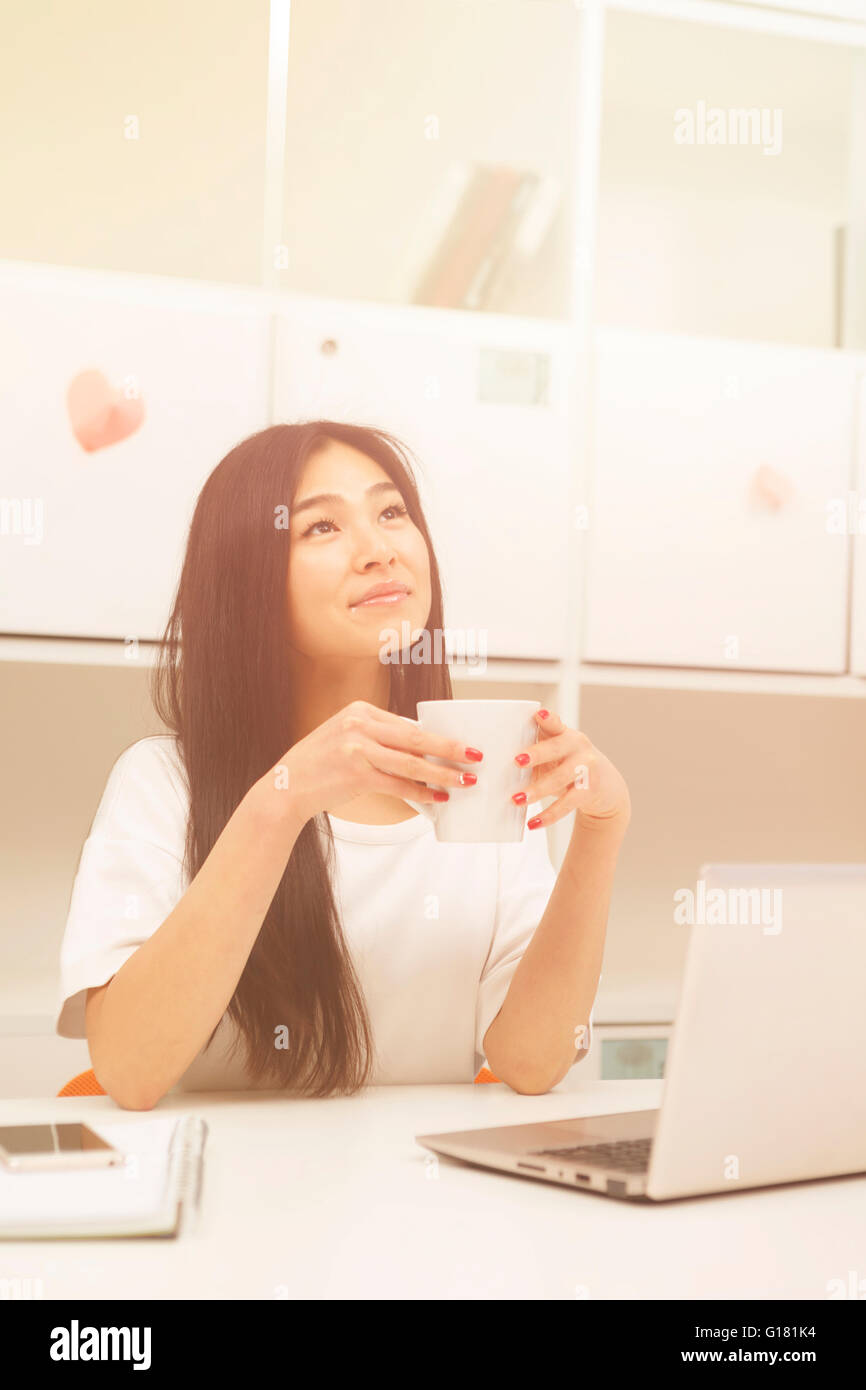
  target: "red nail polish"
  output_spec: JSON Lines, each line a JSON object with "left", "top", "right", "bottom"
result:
{"left": 465, "top": 747, "right": 483, "bottom": 761}
{"left": 460, "top": 772, "right": 477, "bottom": 787}
{"left": 537, "top": 709, "right": 549, "bottom": 719}
{"left": 512, "top": 792, "right": 527, "bottom": 805}
{"left": 527, "top": 816, "right": 542, "bottom": 829}
{"left": 515, "top": 753, "right": 530, "bottom": 766}
{"left": 432, "top": 790, "right": 449, "bottom": 802}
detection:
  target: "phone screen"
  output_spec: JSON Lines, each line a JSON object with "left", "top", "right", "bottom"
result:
{"left": 0, "top": 1123, "right": 117, "bottom": 1158}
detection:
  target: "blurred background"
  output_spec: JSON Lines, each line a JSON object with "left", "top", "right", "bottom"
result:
{"left": 2, "top": 0, "right": 866, "bottom": 1094}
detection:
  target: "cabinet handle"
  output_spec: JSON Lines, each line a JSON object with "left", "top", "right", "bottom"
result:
{"left": 749, "top": 464, "right": 794, "bottom": 511}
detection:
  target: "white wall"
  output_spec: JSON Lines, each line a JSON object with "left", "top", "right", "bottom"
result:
{"left": 596, "top": 11, "right": 853, "bottom": 345}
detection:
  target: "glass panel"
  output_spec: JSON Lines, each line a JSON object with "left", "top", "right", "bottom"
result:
{"left": 281, "top": 0, "right": 581, "bottom": 317}
{"left": 0, "top": 0, "right": 270, "bottom": 283}
{"left": 597, "top": 9, "right": 857, "bottom": 348}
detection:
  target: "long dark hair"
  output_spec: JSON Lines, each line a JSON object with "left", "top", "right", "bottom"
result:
{"left": 151, "top": 421, "right": 453, "bottom": 1096}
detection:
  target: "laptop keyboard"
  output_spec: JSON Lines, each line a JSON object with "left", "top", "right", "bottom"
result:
{"left": 530, "top": 1137, "right": 652, "bottom": 1172}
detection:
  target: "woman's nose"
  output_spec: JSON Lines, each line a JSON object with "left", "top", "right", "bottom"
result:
{"left": 356, "top": 533, "right": 396, "bottom": 563}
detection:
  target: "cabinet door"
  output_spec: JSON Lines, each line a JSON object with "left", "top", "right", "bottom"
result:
{"left": 0, "top": 267, "right": 272, "bottom": 640}
{"left": 275, "top": 296, "right": 574, "bottom": 661}
{"left": 851, "top": 374, "right": 866, "bottom": 676}
{"left": 583, "top": 329, "right": 858, "bottom": 672}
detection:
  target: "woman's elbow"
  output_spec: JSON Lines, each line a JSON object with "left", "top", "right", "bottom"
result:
{"left": 91, "top": 1060, "right": 160, "bottom": 1112}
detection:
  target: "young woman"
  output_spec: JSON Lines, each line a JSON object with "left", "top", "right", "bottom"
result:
{"left": 56, "top": 421, "right": 630, "bottom": 1108}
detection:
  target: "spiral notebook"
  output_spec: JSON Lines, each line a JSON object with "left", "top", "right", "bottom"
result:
{"left": 0, "top": 1114, "right": 208, "bottom": 1240}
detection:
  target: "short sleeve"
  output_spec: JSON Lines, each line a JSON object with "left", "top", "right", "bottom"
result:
{"left": 475, "top": 802, "right": 593, "bottom": 1071}
{"left": 55, "top": 738, "right": 189, "bottom": 1039}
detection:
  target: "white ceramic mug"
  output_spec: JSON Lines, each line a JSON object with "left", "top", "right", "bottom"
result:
{"left": 403, "top": 699, "right": 541, "bottom": 843}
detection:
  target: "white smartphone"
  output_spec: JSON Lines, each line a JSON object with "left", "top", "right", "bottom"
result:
{"left": 0, "top": 1122, "right": 123, "bottom": 1172}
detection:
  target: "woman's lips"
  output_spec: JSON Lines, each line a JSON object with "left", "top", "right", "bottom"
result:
{"left": 350, "top": 591, "right": 410, "bottom": 608}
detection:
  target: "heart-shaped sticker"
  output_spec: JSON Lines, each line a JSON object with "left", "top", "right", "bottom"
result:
{"left": 67, "top": 369, "right": 145, "bottom": 452}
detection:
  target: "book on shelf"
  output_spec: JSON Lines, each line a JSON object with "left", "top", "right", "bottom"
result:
{"left": 393, "top": 160, "right": 561, "bottom": 313}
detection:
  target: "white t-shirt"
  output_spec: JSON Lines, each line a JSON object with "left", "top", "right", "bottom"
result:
{"left": 56, "top": 736, "right": 593, "bottom": 1090}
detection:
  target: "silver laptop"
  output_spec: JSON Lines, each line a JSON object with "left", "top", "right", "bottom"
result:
{"left": 416, "top": 863, "right": 866, "bottom": 1201}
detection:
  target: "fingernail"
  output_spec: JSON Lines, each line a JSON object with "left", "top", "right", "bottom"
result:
{"left": 512, "top": 792, "right": 527, "bottom": 805}
{"left": 459, "top": 772, "right": 477, "bottom": 787}
{"left": 465, "top": 747, "right": 483, "bottom": 761}
{"left": 527, "top": 816, "right": 542, "bottom": 829}
{"left": 433, "top": 791, "right": 449, "bottom": 802}
{"left": 537, "top": 709, "right": 549, "bottom": 719}
{"left": 515, "top": 753, "right": 530, "bottom": 766}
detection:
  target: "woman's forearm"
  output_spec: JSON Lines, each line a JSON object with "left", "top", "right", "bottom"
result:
{"left": 482, "top": 816, "right": 627, "bottom": 1093}
{"left": 86, "top": 771, "right": 307, "bottom": 1110}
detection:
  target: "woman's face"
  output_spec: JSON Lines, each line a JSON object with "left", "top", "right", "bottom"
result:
{"left": 286, "top": 438, "right": 432, "bottom": 663}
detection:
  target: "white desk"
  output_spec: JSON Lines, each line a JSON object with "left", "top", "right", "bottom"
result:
{"left": 1, "top": 1081, "right": 864, "bottom": 1300}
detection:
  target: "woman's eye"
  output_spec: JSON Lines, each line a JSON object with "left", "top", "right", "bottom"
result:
{"left": 302, "top": 515, "right": 337, "bottom": 537}
{"left": 302, "top": 502, "right": 407, "bottom": 538}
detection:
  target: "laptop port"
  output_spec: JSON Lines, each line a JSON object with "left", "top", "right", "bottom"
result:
{"left": 575, "top": 1173, "right": 590, "bottom": 1181}
{"left": 516, "top": 1161, "right": 546, "bottom": 1173}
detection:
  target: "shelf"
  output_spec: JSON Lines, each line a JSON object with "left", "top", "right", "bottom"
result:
{"left": 4, "top": 637, "right": 866, "bottom": 696}
{"left": 0, "top": 636, "right": 162, "bottom": 668}
{"left": 0, "top": 637, "right": 564, "bottom": 681}
{"left": 580, "top": 663, "right": 866, "bottom": 697}
{"left": 0, "top": 968, "right": 676, "bottom": 1037}
{"left": 447, "top": 659, "right": 564, "bottom": 685}
{"left": 592, "top": 981, "right": 677, "bottom": 1026}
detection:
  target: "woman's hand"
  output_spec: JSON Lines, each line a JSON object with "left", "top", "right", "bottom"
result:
{"left": 513, "top": 709, "right": 631, "bottom": 834}
{"left": 272, "top": 700, "right": 483, "bottom": 826}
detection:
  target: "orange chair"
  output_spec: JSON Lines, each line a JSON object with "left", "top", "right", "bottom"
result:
{"left": 57, "top": 1068, "right": 106, "bottom": 1098}
{"left": 59, "top": 1065, "right": 497, "bottom": 1094}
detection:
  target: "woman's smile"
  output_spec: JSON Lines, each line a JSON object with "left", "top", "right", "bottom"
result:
{"left": 350, "top": 591, "right": 411, "bottom": 609}
{"left": 349, "top": 581, "right": 412, "bottom": 609}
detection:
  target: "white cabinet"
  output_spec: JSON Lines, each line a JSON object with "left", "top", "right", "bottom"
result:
{"left": 0, "top": 266, "right": 272, "bottom": 641}
{"left": 274, "top": 295, "right": 575, "bottom": 661}
{"left": 583, "top": 329, "right": 861, "bottom": 672}
{"left": 852, "top": 374, "right": 866, "bottom": 675}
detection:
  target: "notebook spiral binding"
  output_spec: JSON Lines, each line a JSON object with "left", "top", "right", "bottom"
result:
{"left": 169, "top": 1115, "right": 209, "bottom": 1237}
